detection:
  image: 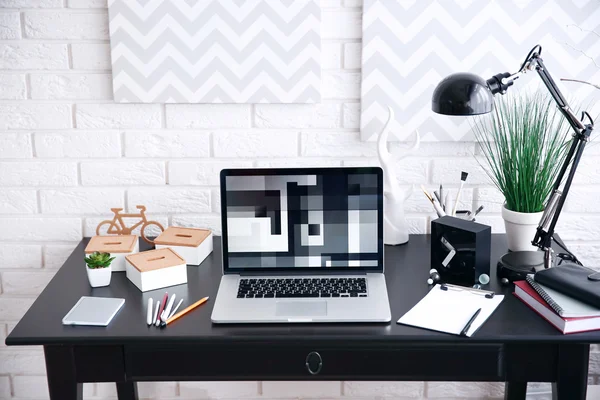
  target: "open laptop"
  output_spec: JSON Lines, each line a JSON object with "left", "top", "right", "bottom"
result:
{"left": 211, "top": 167, "right": 391, "bottom": 323}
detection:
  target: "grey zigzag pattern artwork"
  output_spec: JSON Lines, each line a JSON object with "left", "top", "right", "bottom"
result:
{"left": 360, "top": 0, "right": 600, "bottom": 141}
{"left": 107, "top": 0, "right": 321, "bottom": 103}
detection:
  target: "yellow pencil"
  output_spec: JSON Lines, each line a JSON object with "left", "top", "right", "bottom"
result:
{"left": 165, "top": 296, "right": 209, "bottom": 325}
{"left": 420, "top": 185, "right": 433, "bottom": 202}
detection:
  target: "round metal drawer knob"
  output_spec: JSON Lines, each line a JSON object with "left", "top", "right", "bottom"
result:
{"left": 305, "top": 351, "right": 322, "bottom": 375}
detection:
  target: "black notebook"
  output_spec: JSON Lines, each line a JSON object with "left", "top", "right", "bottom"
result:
{"left": 534, "top": 263, "right": 600, "bottom": 309}
{"left": 525, "top": 275, "right": 600, "bottom": 318}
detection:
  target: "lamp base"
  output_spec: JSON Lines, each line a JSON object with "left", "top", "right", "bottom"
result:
{"left": 497, "top": 251, "right": 546, "bottom": 282}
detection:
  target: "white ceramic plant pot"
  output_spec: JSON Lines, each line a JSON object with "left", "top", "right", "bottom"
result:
{"left": 502, "top": 205, "right": 543, "bottom": 252}
{"left": 86, "top": 265, "right": 112, "bottom": 288}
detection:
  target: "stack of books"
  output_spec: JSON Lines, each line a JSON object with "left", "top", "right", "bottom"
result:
{"left": 514, "top": 275, "right": 600, "bottom": 334}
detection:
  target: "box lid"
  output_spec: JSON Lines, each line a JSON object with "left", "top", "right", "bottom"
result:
{"left": 154, "top": 226, "right": 211, "bottom": 248}
{"left": 85, "top": 235, "right": 137, "bottom": 254}
{"left": 125, "top": 248, "right": 185, "bottom": 272}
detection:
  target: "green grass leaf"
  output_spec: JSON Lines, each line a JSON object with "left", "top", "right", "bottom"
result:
{"left": 472, "top": 92, "right": 572, "bottom": 213}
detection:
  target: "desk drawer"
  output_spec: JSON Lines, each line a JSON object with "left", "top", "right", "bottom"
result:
{"left": 126, "top": 343, "right": 503, "bottom": 381}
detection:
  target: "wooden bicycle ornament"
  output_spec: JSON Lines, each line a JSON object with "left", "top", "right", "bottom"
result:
{"left": 96, "top": 205, "right": 164, "bottom": 244}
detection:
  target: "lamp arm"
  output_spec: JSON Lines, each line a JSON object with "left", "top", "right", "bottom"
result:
{"left": 525, "top": 55, "right": 593, "bottom": 265}
{"left": 488, "top": 49, "right": 593, "bottom": 267}
{"left": 533, "top": 132, "right": 589, "bottom": 258}
{"left": 529, "top": 56, "right": 586, "bottom": 132}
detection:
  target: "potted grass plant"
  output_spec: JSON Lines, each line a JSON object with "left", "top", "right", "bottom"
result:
{"left": 473, "top": 93, "right": 570, "bottom": 251}
{"left": 85, "top": 251, "right": 115, "bottom": 287}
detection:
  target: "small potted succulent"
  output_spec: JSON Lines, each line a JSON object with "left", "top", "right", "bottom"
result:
{"left": 85, "top": 251, "right": 115, "bottom": 288}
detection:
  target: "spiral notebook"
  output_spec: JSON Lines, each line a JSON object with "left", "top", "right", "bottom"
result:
{"left": 525, "top": 275, "right": 600, "bottom": 318}
{"left": 397, "top": 284, "right": 504, "bottom": 337}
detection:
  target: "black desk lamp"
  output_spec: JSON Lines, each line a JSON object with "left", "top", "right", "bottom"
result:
{"left": 431, "top": 44, "right": 594, "bottom": 280}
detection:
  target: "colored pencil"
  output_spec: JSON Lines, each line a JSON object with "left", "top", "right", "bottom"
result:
{"left": 165, "top": 297, "right": 210, "bottom": 325}
{"left": 420, "top": 185, "right": 433, "bottom": 202}
{"left": 155, "top": 292, "right": 168, "bottom": 327}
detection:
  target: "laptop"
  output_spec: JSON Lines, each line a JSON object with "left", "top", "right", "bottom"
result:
{"left": 211, "top": 167, "right": 391, "bottom": 323}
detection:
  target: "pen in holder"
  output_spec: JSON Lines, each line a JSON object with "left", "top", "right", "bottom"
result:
{"left": 431, "top": 216, "right": 491, "bottom": 287}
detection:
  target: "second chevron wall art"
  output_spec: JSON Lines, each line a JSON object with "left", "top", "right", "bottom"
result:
{"left": 360, "top": 0, "right": 600, "bottom": 141}
{"left": 107, "top": 0, "right": 321, "bottom": 103}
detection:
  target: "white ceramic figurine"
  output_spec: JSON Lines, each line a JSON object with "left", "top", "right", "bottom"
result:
{"left": 377, "top": 106, "right": 420, "bottom": 245}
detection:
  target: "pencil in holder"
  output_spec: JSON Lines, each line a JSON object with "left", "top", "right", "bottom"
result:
{"left": 431, "top": 216, "right": 491, "bottom": 287}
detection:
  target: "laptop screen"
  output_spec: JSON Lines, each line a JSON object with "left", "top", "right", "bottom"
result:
{"left": 220, "top": 168, "right": 383, "bottom": 273}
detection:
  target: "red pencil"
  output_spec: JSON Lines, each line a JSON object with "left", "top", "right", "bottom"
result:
{"left": 155, "top": 292, "right": 168, "bottom": 326}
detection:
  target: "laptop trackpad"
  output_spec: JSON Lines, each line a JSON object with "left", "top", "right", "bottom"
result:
{"left": 276, "top": 301, "right": 327, "bottom": 317}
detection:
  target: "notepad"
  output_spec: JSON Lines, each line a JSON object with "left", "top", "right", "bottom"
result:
{"left": 397, "top": 285, "right": 504, "bottom": 337}
{"left": 62, "top": 296, "right": 125, "bottom": 327}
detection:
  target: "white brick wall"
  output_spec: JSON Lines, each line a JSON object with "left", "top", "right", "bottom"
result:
{"left": 35, "top": 131, "right": 121, "bottom": 158}
{"left": 0, "top": 1, "right": 598, "bottom": 399}
{"left": 213, "top": 130, "right": 299, "bottom": 158}
{"left": 0, "top": 190, "right": 37, "bottom": 214}
{"left": 0, "top": 245, "right": 42, "bottom": 269}
{"left": 255, "top": 104, "right": 341, "bottom": 128}
{"left": 23, "top": 12, "right": 108, "bottom": 40}
{"left": 71, "top": 43, "right": 111, "bottom": 70}
{"left": 262, "top": 381, "right": 341, "bottom": 398}
{"left": 343, "top": 381, "right": 424, "bottom": 397}
{"left": 169, "top": 160, "right": 253, "bottom": 186}
{"left": 30, "top": 73, "right": 113, "bottom": 100}
{"left": 1, "top": 132, "right": 35, "bottom": 159}
{"left": 81, "top": 160, "right": 166, "bottom": 185}
{"left": 76, "top": 104, "right": 161, "bottom": 129}
{"left": 124, "top": 131, "right": 210, "bottom": 158}
{"left": 166, "top": 104, "right": 251, "bottom": 129}
{"left": 0, "top": 161, "right": 77, "bottom": 186}
{"left": 0, "top": 43, "right": 69, "bottom": 70}
{"left": 179, "top": 382, "right": 259, "bottom": 399}
{"left": 0, "top": 104, "right": 71, "bottom": 129}
{"left": 0, "top": 74, "right": 26, "bottom": 99}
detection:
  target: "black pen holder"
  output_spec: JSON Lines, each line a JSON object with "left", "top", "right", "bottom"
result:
{"left": 431, "top": 216, "right": 491, "bottom": 287}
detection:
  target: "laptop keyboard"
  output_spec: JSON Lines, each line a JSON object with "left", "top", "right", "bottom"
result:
{"left": 237, "top": 278, "right": 368, "bottom": 298}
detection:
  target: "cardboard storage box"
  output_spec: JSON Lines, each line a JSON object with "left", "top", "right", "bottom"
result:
{"left": 85, "top": 235, "right": 139, "bottom": 272}
{"left": 154, "top": 227, "right": 213, "bottom": 266}
{"left": 125, "top": 248, "right": 187, "bottom": 292}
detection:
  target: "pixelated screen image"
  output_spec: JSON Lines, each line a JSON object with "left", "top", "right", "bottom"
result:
{"left": 222, "top": 170, "right": 382, "bottom": 269}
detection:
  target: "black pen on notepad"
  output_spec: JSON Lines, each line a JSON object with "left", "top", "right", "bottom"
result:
{"left": 460, "top": 308, "right": 481, "bottom": 337}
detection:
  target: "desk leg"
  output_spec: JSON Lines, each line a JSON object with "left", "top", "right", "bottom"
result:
{"left": 504, "top": 382, "right": 527, "bottom": 400}
{"left": 552, "top": 343, "right": 589, "bottom": 400}
{"left": 44, "top": 345, "right": 82, "bottom": 400}
{"left": 116, "top": 381, "right": 138, "bottom": 400}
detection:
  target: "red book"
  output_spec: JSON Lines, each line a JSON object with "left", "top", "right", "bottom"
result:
{"left": 514, "top": 281, "right": 600, "bottom": 334}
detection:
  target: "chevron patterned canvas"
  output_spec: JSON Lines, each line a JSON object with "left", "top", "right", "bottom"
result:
{"left": 107, "top": 0, "right": 321, "bottom": 103}
{"left": 361, "top": 0, "right": 600, "bottom": 141}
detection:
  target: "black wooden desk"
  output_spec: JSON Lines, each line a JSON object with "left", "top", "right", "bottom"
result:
{"left": 6, "top": 235, "right": 599, "bottom": 400}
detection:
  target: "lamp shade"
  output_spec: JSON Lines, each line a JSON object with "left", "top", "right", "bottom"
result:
{"left": 431, "top": 73, "right": 494, "bottom": 116}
